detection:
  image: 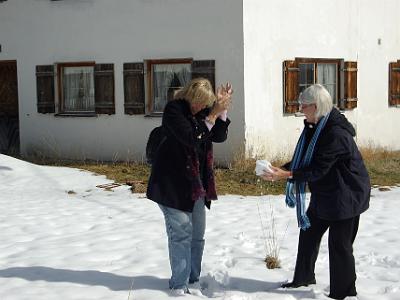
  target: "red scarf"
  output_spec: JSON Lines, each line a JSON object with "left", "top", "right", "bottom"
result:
{"left": 188, "top": 144, "right": 217, "bottom": 202}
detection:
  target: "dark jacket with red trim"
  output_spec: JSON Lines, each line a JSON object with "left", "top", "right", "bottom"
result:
{"left": 146, "top": 99, "right": 230, "bottom": 212}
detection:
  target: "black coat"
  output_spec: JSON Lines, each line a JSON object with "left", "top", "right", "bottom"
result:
{"left": 146, "top": 99, "right": 230, "bottom": 212}
{"left": 290, "top": 108, "right": 370, "bottom": 221}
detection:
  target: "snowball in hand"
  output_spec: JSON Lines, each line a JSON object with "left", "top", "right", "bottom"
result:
{"left": 255, "top": 160, "right": 274, "bottom": 176}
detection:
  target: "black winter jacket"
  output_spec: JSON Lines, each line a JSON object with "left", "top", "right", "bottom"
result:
{"left": 288, "top": 108, "right": 370, "bottom": 220}
{"left": 146, "top": 99, "right": 230, "bottom": 212}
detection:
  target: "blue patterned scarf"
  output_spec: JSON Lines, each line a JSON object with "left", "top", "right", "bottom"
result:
{"left": 285, "top": 112, "right": 331, "bottom": 230}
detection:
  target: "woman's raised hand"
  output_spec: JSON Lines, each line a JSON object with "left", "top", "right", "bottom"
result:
{"left": 224, "top": 82, "right": 233, "bottom": 98}
{"left": 215, "top": 82, "right": 233, "bottom": 113}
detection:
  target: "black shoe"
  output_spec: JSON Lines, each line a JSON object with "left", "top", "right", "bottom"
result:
{"left": 328, "top": 292, "right": 357, "bottom": 300}
{"left": 281, "top": 279, "right": 316, "bottom": 288}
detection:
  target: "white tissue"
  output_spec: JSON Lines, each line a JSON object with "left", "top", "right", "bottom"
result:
{"left": 255, "top": 160, "right": 274, "bottom": 176}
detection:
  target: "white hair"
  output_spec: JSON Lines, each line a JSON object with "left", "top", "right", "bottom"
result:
{"left": 298, "top": 84, "right": 333, "bottom": 120}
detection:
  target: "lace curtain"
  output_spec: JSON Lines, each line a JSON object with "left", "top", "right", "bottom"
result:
{"left": 299, "top": 63, "right": 337, "bottom": 104}
{"left": 152, "top": 64, "right": 191, "bottom": 112}
{"left": 317, "top": 63, "right": 337, "bottom": 104}
{"left": 63, "top": 66, "right": 95, "bottom": 112}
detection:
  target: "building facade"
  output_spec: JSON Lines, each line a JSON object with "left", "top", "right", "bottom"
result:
{"left": 0, "top": 0, "right": 399, "bottom": 163}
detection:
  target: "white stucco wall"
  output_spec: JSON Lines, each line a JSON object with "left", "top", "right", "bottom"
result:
{"left": 244, "top": 0, "right": 400, "bottom": 160}
{"left": 0, "top": 0, "right": 244, "bottom": 163}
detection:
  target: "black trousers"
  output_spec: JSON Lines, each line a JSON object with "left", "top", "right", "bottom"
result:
{"left": 292, "top": 211, "right": 360, "bottom": 300}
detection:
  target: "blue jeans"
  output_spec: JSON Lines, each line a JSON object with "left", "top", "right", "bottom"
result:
{"left": 159, "top": 199, "right": 206, "bottom": 290}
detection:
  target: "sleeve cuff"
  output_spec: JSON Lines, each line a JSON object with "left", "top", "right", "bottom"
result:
{"left": 218, "top": 110, "right": 228, "bottom": 121}
{"left": 205, "top": 120, "right": 214, "bottom": 131}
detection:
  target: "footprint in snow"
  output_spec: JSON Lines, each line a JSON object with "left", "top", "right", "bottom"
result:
{"left": 222, "top": 257, "right": 238, "bottom": 268}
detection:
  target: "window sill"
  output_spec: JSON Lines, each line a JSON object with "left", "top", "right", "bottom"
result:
{"left": 55, "top": 113, "right": 97, "bottom": 117}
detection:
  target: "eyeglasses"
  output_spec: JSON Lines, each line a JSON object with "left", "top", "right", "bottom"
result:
{"left": 299, "top": 103, "right": 316, "bottom": 109}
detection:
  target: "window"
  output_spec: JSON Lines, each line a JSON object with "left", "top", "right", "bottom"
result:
{"left": 299, "top": 61, "right": 338, "bottom": 103}
{"left": 37, "top": 59, "right": 215, "bottom": 116}
{"left": 58, "top": 62, "right": 95, "bottom": 114}
{"left": 147, "top": 59, "right": 192, "bottom": 114}
{"left": 36, "top": 62, "right": 115, "bottom": 115}
{"left": 283, "top": 58, "right": 358, "bottom": 114}
{"left": 123, "top": 59, "right": 215, "bottom": 115}
{"left": 389, "top": 60, "right": 400, "bottom": 107}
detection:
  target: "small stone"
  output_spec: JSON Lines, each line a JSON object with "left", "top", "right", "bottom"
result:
{"left": 378, "top": 186, "right": 391, "bottom": 192}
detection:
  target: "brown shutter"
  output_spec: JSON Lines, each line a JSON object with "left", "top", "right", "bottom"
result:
{"left": 123, "top": 63, "right": 145, "bottom": 115}
{"left": 192, "top": 60, "right": 215, "bottom": 91}
{"left": 283, "top": 60, "right": 299, "bottom": 113}
{"left": 94, "top": 64, "right": 115, "bottom": 115}
{"left": 339, "top": 61, "right": 358, "bottom": 110}
{"left": 36, "top": 65, "right": 55, "bottom": 113}
{"left": 389, "top": 60, "right": 400, "bottom": 106}
{"left": 0, "top": 61, "right": 19, "bottom": 117}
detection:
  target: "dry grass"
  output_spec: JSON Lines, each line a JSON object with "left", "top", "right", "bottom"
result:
{"left": 215, "top": 149, "right": 289, "bottom": 196}
{"left": 359, "top": 146, "right": 400, "bottom": 187}
{"left": 70, "top": 162, "right": 150, "bottom": 193}
{"left": 23, "top": 146, "right": 400, "bottom": 195}
{"left": 264, "top": 255, "right": 281, "bottom": 269}
{"left": 257, "top": 201, "right": 288, "bottom": 269}
{"left": 25, "top": 155, "right": 151, "bottom": 193}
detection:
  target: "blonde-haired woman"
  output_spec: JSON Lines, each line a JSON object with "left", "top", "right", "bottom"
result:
{"left": 147, "top": 77, "right": 232, "bottom": 295}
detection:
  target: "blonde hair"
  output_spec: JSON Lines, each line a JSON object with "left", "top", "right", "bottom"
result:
{"left": 174, "top": 77, "right": 216, "bottom": 107}
{"left": 298, "top": 84, "right": 333, "bottom": 120}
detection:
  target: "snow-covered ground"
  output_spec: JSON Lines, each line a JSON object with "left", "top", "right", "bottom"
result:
{"left": 0, "top": 154, "right": 399, "bottom": 300}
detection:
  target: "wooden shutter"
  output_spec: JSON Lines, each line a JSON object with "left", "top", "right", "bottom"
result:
{"left": 192, "top": 60, "right": 215, "bottom": 91}
{"left": 389, "top": 60, "right": 400, "bottom": 106}
{"left": 123, "top": 63, "right": 145, "bottom": 115}
{"left": 339, "top": 61, "right": 358, "bottom": 110}
{"left": 0, "top": 61, "right": 19, "bottom": 117}
{"left": 36, "top": 65, "right": 55, "bottom": 114}
{"left": 94, "top": 64, "right": 115, "bottom": 115}
{"left": 283, "top": 60, "right": 299, "bottom": 113}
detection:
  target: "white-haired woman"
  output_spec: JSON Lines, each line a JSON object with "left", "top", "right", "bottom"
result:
{"left": 147, "top": 78, "right": 232, "bottom": 295}
{"left": 262, "top": 84, "right": 370, "bottom": 299}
